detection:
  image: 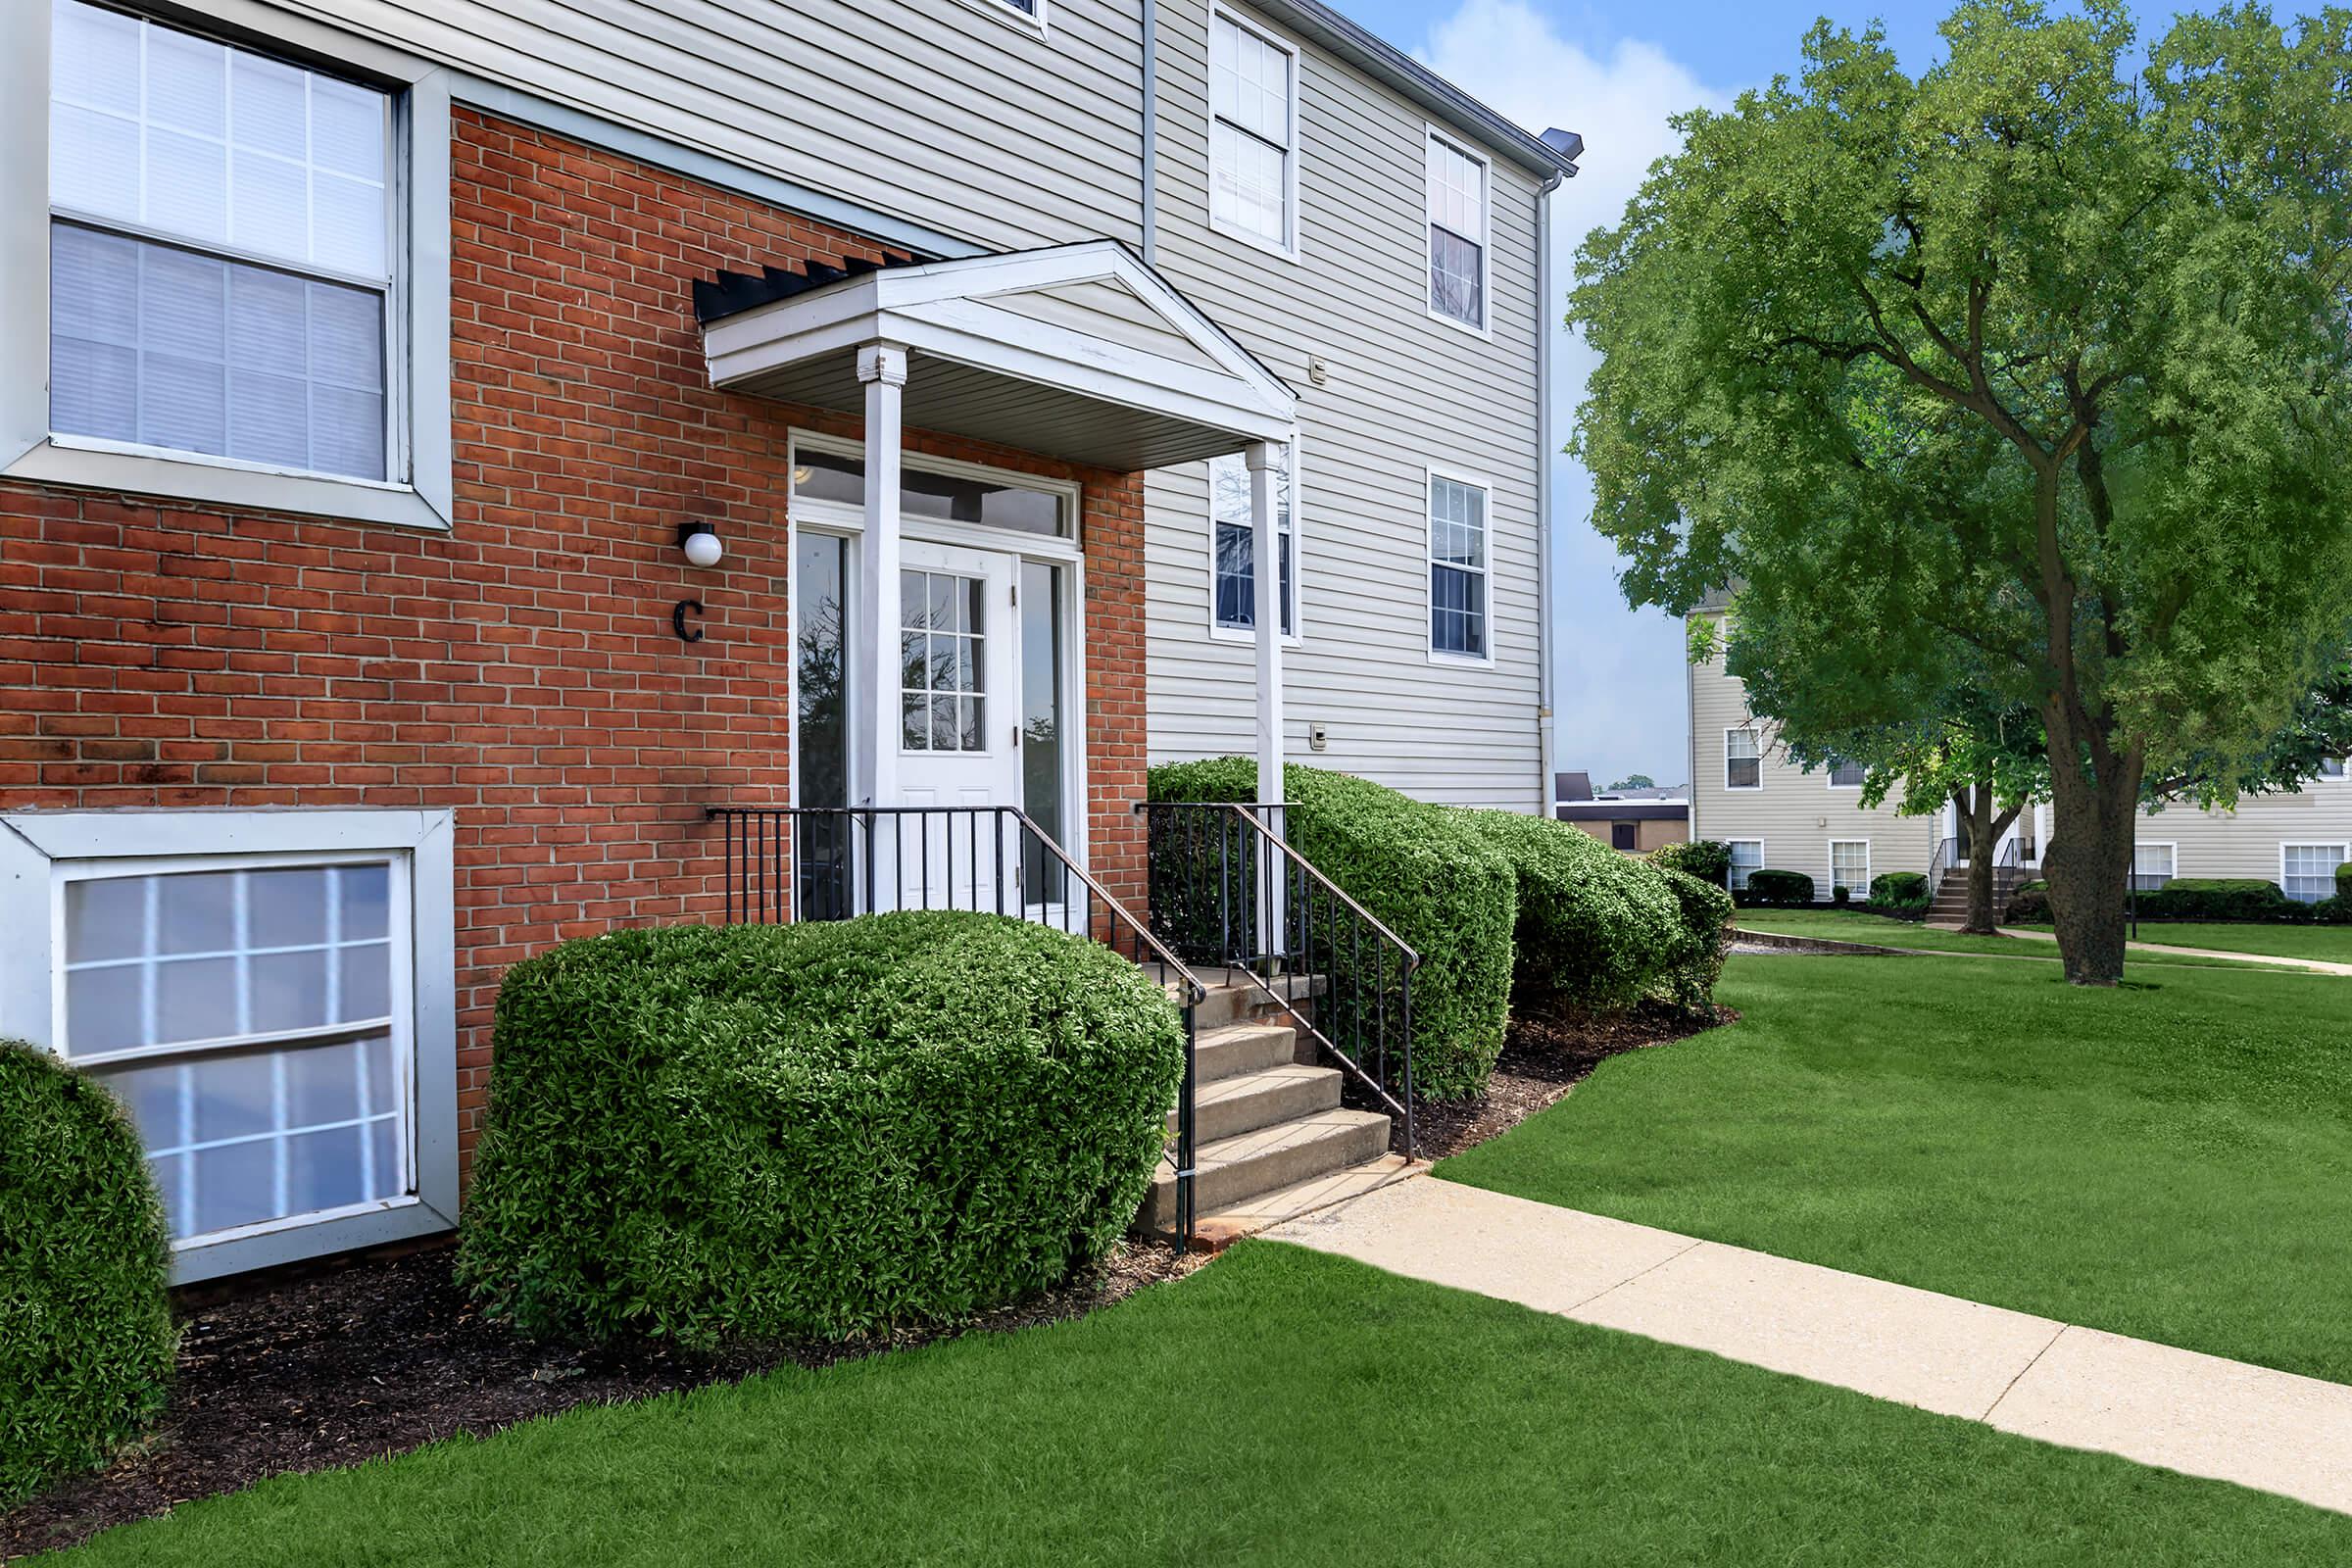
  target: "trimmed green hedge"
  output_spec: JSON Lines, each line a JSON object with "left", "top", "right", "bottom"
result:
{"left": 1, "top": 1041, "right": 175, "bottom": 1508}
{"left": 2008, "top": 876, "right": 2338, "bottom": 926}
{"left": 1651, "top": 839, "right": 1732, "bottom": 887}
{"left": 1147, "top": 759, "right": 1515, "bottom": 1101}
{"left": 1653, "top": 865, "right": 1735, "bottom": 1011}
{"left": 1456, "top": 808, "right": 1686, "bottom": 1012}
{"left": 456, "top": 913, "right": 1184, "bottom": 1348}
{"left": 1870, "top": 871, "right": 1930, "bottom": 911}
{"left": 1742, "top": 869, "right": 1816, "bottom": 906}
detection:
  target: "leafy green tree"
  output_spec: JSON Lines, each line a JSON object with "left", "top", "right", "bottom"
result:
{"left": 1575, "top": 0, "right": 2352, "bottom": 982}
{"left": 1607, "top": 774, "right": 1657, "bottom": 791}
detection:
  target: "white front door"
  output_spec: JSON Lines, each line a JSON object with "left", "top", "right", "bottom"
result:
{"left": 892, "top": 540, "right": 1023, "bottom": 912}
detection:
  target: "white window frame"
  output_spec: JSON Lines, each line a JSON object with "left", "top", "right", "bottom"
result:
{"left": 1826, "top": 758, "right": 1866, "bottom": 790}
{"left": 1829, "top": 839, "right": 1870, "bottom": 899}
{"left": 0, "top": 808, "right": 458, "bottom": 1283}
{"left": 1424, "top": 125, "right": 1492, "bottom": 338}
{"left": 1205, "top": 4, "right": 1302, "bottom": 265}
{"left": 2132, "top": 841, "right": 2177, "bottom": 889}
{"left": 1424, "top": 464, "right": 1494, "bottom": 667}
{"left": 2318, "top": 756, "right": 2348, "bottom": 783}
{"left": 1, "top": 2, "right": 453, "bottom": 532}
{"left": 1725, "top": 726, "right": 1763, "bottom": 792}
{"left": 2281, "top": 842, "right": 2348, "bottom": 905}
{"left": 1206, "top": 437, "right": 1303, "bottom": 647}
{"left": 1727, "top": 839, "right": 1764, "bottom": 893}
{"left": 953, "top": 0, "right": 1050, "bottom": 33}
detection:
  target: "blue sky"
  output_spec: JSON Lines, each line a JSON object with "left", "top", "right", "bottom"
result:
{"left": 1328, "top": 0, "right": 2178, "bottom": 788}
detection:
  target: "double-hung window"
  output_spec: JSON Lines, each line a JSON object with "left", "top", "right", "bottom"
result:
{"left": 1830, "top": 840, "right": 1869, "bottom": 898}
{"left": 2132, "top": 842, "right": 2176, "bottom": 892}
{"left": 1208, "top": 9, "right": 1298, "bottom": 258}
{"left": 1726, "top": 727, "right": 1762, "bottom": 791}
{"left": 1209, "top": 447, "right": 1295, "bottom": 637}
{"left": 1828, "top": 758, "right": 1866, "bottom": 788}
{"left": 1426, "top": 131, "right": 1489, "bottom": 331}
{"left": 2, "top": 809, "right": 457, "bottom": 1281}
{"left": 49, "top": 2, "right": 390, "bottom": 477}
{"left": 2282, "top": 843, "right": 2347, "bottom": 904}
{"left": 7, "top": 1, "right": 452, "bottom": 528}
{"left": 1427, "top": 471, "right": 1490, "bottom": 661}
{"left": 1727, "top": 840, "right": 1764, "bottom": 893}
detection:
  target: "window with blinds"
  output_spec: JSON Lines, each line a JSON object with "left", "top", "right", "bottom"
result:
{"left": 47, "top": 0, "right": 394, "bottom": 481}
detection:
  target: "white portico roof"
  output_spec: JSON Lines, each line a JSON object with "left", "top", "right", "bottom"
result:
{"left": 697, "top": 241, "right": 1298, "bottom": 471}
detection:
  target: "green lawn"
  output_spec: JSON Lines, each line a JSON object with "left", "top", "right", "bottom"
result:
{"left": 2014, "top": 919, "right": 2352, "bottom": 964}
{"left": 45, "top": 1243, "right": 2352, "bottom": 1566}
{"left": 1733, "top": 907, "right": 2291, "bottom": 969}
{"left": 1443, "top": 953, "right": 2352, "bottom": 1383}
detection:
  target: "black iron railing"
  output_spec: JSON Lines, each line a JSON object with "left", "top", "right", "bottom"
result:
{"left": 706, "top": 805, "right": 1209, "bottom": 1243}
{"left": 1138, "top": 801, "right": 1419, "bottom": 1158}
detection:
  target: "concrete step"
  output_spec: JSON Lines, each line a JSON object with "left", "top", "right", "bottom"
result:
{"left": 1167, "top": 1062, "right": 1342, "bottom": 1144}
{"left": 1139, "top": 1108, "right": 1393, "bottom": 1234}
{"left": 1192, "top": 1020, "right": 1300, "bottom": 1083}
{"left": 1166, "top": 970, "right": 1326, "bottom": 1030}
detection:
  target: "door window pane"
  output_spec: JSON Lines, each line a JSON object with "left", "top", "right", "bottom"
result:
{"left": 1020, "top": 561, "right": 1065, "bottom": 896}
{"left": 899, "top": 569, "right": 987, "bottom": 754}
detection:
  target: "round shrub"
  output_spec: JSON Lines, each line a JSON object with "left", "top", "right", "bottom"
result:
{"left": 0, "top": 1041, "right": 175, "bottom": 1508}
{"left": 455, "top": 912, "right": 1185, "bottom": 1348}
{"left": 1742, "top": 868, "right": 1816, "bottom": 906}
{"left": 1455, "top": 807, "right": 1684, "bottom": 1011}
{"left": 1651, "top": 839, "right": 1732, "bottom": 887}
{"left": 1870, "top": 871, "right": 1930, "bottom": 911}
{"left": 1148, "top": 759, "right": 1515, "bottom": 1102}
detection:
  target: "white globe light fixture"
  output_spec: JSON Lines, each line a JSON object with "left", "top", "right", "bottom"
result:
{"left": 677, "top": 522, "right": 724, "bottom": 568}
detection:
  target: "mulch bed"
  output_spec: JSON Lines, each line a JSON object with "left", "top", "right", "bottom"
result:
{"left": 1358, "top": 999, "right": 1733, "bottom": 1161}
{"left": 1, "top": 1239, "right": 1201, "bottom": 1560}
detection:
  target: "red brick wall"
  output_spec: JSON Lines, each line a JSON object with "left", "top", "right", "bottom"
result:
{"left": 0, "top": 108, "right": 1148, "bottom": 1172}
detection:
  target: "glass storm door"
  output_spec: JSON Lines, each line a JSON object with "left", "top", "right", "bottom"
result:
{"left": 895, "top": 541, "right": 1022, "bottom": 912}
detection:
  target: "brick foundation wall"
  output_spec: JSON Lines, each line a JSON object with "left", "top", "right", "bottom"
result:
{"left": 0, "top": 107, "right": 1148, "bottom": 1173}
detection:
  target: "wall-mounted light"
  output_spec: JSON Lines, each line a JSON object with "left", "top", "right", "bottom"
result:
{"left": 677, "top": 521, "right": 724, "bottom": 569}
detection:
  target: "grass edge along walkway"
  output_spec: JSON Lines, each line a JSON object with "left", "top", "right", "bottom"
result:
{"left": 1271, "top": 1176, "right": 2352, "bottom": 1519}
{"left": 37, "top": 1242, "right": 2352, "bottom": 1567}
{"left": 1438, "top": 952, "right": 2352, "bottom": 1388}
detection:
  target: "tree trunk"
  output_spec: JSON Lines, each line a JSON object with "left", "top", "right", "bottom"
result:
{"left": 1954, "top": 780, "right": 2023, "bottom": 936}
{"left": 2040, "top": 752, "right": 2144, "bottom": 986}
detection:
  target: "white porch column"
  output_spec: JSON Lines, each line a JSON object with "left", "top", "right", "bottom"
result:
{"left": 855, "top": 342, "right": 908, "bottom": 858}
{"left": 1248, "top": 439, "right": 1286, "bottom": 956}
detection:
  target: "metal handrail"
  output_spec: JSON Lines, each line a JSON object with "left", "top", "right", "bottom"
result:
{"left": 705, "top": 805, "right": 1208, "bottom": 1241}
{"left": 1137, "top": 799, "right": 1422, "bottom": 1159}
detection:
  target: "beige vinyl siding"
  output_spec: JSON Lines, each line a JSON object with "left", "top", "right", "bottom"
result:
{"left": 195, "top": 0, "right": 1147, "bottom": 252}
{"left": 1143, "top": 0, "right": 1547, "bottom": 810}
{"left": 2132, "top": 788, "right": 2352, "bottom": 889}
{"left": 1686, "top": 613, "right": 1942, "bottom": 892}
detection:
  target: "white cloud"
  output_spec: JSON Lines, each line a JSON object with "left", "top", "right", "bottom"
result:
{"left": 1419, "top": 1, "right": 1738, "bottom": 789}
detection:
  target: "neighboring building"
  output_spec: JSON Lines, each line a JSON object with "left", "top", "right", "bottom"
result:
{"left": 0, "top": 0, "right": 1578, "bottom": 1280}
{"left": 1554, "top": 772, "right": 1688, "bottom": 854}
{"left": 1688, "top": 609, "right": 2352, "bottom": 901}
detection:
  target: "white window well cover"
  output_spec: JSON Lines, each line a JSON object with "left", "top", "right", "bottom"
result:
{"left": 47, "top": 0, "right": 392, "bottom": 481}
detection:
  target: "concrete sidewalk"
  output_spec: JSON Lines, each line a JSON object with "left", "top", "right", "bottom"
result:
{"left": 1984, "top": 925, "right": 2352, "bottom": 975}
{"left": 1267, "top": 1177, "right": 2352, "bottom": 1515}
